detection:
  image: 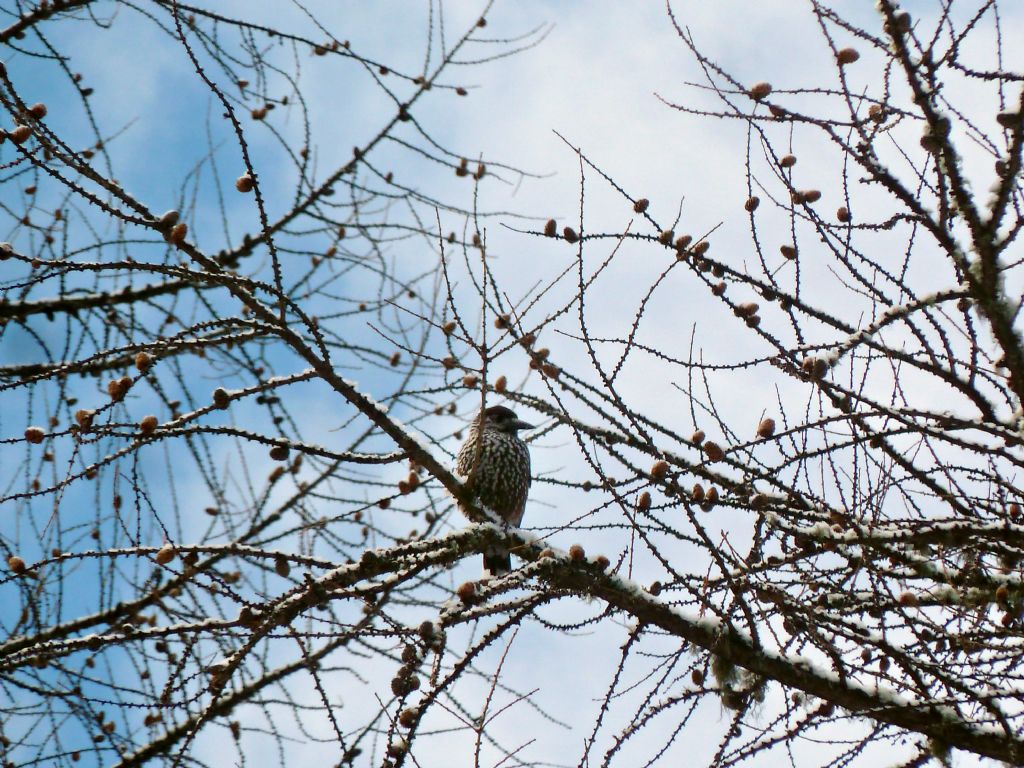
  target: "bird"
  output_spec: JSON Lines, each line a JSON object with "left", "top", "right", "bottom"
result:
{"left": 454, "top": 405, "right": 533, "bottom": 576}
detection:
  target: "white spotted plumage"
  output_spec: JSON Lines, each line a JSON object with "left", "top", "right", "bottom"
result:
{"left": 454, "top": 405, "right": 533, "bottom": 574}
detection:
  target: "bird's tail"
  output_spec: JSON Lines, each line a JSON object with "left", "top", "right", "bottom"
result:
{"left": 483, "top": 548, "right": 511, "bottom": 577}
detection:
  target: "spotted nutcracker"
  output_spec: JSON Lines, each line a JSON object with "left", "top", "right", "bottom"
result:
{"left": 455, "top": 405, "right": 533, "bottom": 575}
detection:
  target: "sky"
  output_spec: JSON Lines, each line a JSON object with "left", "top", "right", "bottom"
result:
{"left": 3, "top": 0, "right": 1022, "bottom": 766}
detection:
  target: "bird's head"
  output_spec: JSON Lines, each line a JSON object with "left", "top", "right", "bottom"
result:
{"left": 479, "top": 405, "right": 534, "bottom": 434}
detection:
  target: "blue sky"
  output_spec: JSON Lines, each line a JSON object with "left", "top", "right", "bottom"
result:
{"left": 2, "top": 0, "right": 1021, "bottom": 766}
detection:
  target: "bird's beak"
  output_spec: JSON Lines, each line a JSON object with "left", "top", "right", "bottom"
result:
{"left": 513, "top": 419, "right": 535, "bottom": 431}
